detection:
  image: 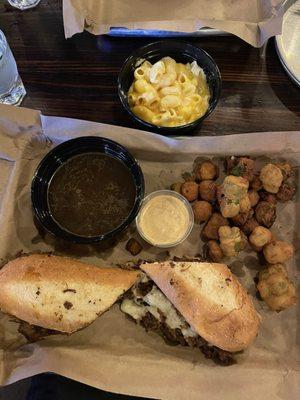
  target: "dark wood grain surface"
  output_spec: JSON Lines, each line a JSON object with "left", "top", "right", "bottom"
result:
{"left": 0, "top": 0, "right": 299, "bottom": 136}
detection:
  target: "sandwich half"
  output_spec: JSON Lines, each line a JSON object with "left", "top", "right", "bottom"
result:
{"left": 0, "top": 254, "right": 139, "bottom": 340}
{"left": 121, "top": 260, "right": 260, "bottom": 365}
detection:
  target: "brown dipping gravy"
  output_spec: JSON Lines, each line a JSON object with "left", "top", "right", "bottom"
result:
{"left": 47, "top": 153, "right": 136, "bottom": 237}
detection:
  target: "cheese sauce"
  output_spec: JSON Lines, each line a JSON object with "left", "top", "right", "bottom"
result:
{"left": 137, "top": 193, "right": 191, "bottom": 246}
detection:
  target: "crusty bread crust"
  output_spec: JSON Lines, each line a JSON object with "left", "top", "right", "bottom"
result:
{"left": 0, "top": 254, "right": 139, "bottom": 334}
{"left": 141, "top": 261, "right": 260, "bottom": 352}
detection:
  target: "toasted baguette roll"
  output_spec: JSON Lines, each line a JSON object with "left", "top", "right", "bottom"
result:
{"left": 141, "top": 261, "right": 260, "bottom": 352}
{"left": 0, "top": 254, "right": 138, "bottom": 334}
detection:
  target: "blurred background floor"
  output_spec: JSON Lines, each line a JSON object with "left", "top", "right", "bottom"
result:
{"left": 0, "top": 374, "right": 153, "bottom": 400}
{"left": 0, "top": 377, "right": 30, "bottom": 400}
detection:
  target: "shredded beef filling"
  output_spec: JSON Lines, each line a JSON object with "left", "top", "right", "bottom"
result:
{"left": 122, "top": 276, "right": 236, "bottom": 366}
{"left": 18, "top": 321, "right": 60, "bottom": 342}
{"left": 139, "top": 311, "right": 234, "bottom": 365}
{"left": 137, "top": 280, "right": 154, "bottom": 297}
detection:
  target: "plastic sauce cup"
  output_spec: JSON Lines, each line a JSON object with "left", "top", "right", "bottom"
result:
{"left": 136, "top": 189, "right": 194, "bottom": 248}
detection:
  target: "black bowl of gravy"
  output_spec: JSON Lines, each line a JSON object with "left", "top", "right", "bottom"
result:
{"left": 31, "top": 136, "right": 144, "bottom": 244}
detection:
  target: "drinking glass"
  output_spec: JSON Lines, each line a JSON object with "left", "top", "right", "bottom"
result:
{"left": 7, "top": 0, "right": 41, "bottom": 10}
{"left": 0, "top": 30, "right": 26, "bottom": 106}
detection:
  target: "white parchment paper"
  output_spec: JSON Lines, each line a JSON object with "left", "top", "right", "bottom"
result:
{"left": 0, "top": 104, "right": 299, "bottom": 400}
{"left": 63, "top": 0, "right": 284, "bottom": 47}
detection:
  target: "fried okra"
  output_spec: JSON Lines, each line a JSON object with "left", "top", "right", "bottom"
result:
{"left": 219, "top": 175, "right": 249, "bottom": 218}
{"left": 263, "top": 240, "right": 294, "bottom": 264}
{"left": 126, "top": 238, "right": 143, "bottom": 256}
{"left": 241, "top": 218, "right": 260, "bottom": 236}
{"left": 255, "top": 201, "right": 276, "bottom": 228}
{"left": 259, "top": 191, "right": 277, "bottom": 205}
{"left": 250, "top": 175, "right": 263, "bottom": 191}
{"left": 276, "top": 162, "right": 293, "bottom": 180}
{"left": 207, "top": 240, "right": 223, "bottom": 262}
{"left": 195, "top": 161, "right": 219, "bottom": 181}
{"left": 231, "top": 208, "right": 254, "bottom": 227}
{"left": 248, "top": 189, "right": 260, "bottom": 208}
{"left": 276, "top": 183, "right": 296, "bottom": 202}
{"left": 198, "top": 180, "right": 217, "bottom": 202}
{"left": 201, "top": 213, "right": 228, "bottom": 241}
{"left": 256, "top": 263, "right": 296, "bottom": 311}
{"left": 239, "top": 194, "right": 251, "bottom": 213}
{"left": 181, "top": 181, "right": 198, "bottom": 202}
{"left": 260, "top": 164, "right": 283, "bottom": 194}
{"left": 249, "top": 226, "right": 272, "bottom": 251}
{"left": 218, "top": 226, "right": 247, "bottom": 258}
{"left": 226, "top": 156, "right": 255, "bottom": 182}
{"left": 170, "top": 182, "right": 182, "bottom": 194}
{"left": 193, "top": 201, "right": 212, "bottom": 224}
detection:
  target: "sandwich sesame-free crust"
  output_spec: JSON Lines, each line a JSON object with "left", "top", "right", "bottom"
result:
{"left": 0, "top": 254, "right": 139, "bottom": 334}
{"left": 141, "top": 261, "right": 260, "bottom": 352}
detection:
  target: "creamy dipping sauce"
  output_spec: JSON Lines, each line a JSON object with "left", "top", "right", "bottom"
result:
{"left": 137, "top": 193, "right": 191, "bottom": 246}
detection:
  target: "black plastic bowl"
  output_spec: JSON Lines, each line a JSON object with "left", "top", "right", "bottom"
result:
{"left": 31, "top": 136, "right": 145, "bottom": 244}
{"left": 118, "top": 40, "right": 221, "bottom": 135}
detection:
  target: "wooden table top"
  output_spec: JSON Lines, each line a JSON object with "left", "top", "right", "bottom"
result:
{"left": 1, "top": 0, "right": 299, "bottom": 136}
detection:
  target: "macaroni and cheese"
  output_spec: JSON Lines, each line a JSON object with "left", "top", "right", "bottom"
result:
{"left": 128, "top": 57, "right": 210, "bottom": 127}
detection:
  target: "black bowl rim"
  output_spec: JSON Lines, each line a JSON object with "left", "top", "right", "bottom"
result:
{"left": 118, "top": 40, "right": 222, "bottom": 133}
{"left": 31, "top": 136, "right": 145, "bottom": 244}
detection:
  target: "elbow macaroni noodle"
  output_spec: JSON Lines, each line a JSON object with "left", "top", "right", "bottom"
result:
{"left": 128, "top": 57, "right": 210, "bottom": 127}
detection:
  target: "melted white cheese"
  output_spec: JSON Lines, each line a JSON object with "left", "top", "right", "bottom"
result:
{"left": 121, "top": 277, "right": 197, "bottom": 339}
{"left": 144, "top": 286, "right": 184, "bottom": 330}
{"left": 121, "top": 299, "right": 147, "bottom": 320}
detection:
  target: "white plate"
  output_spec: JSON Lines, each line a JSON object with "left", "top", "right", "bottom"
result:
{"left": 275, "top": 0, "right": 300, "bottom": 87}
